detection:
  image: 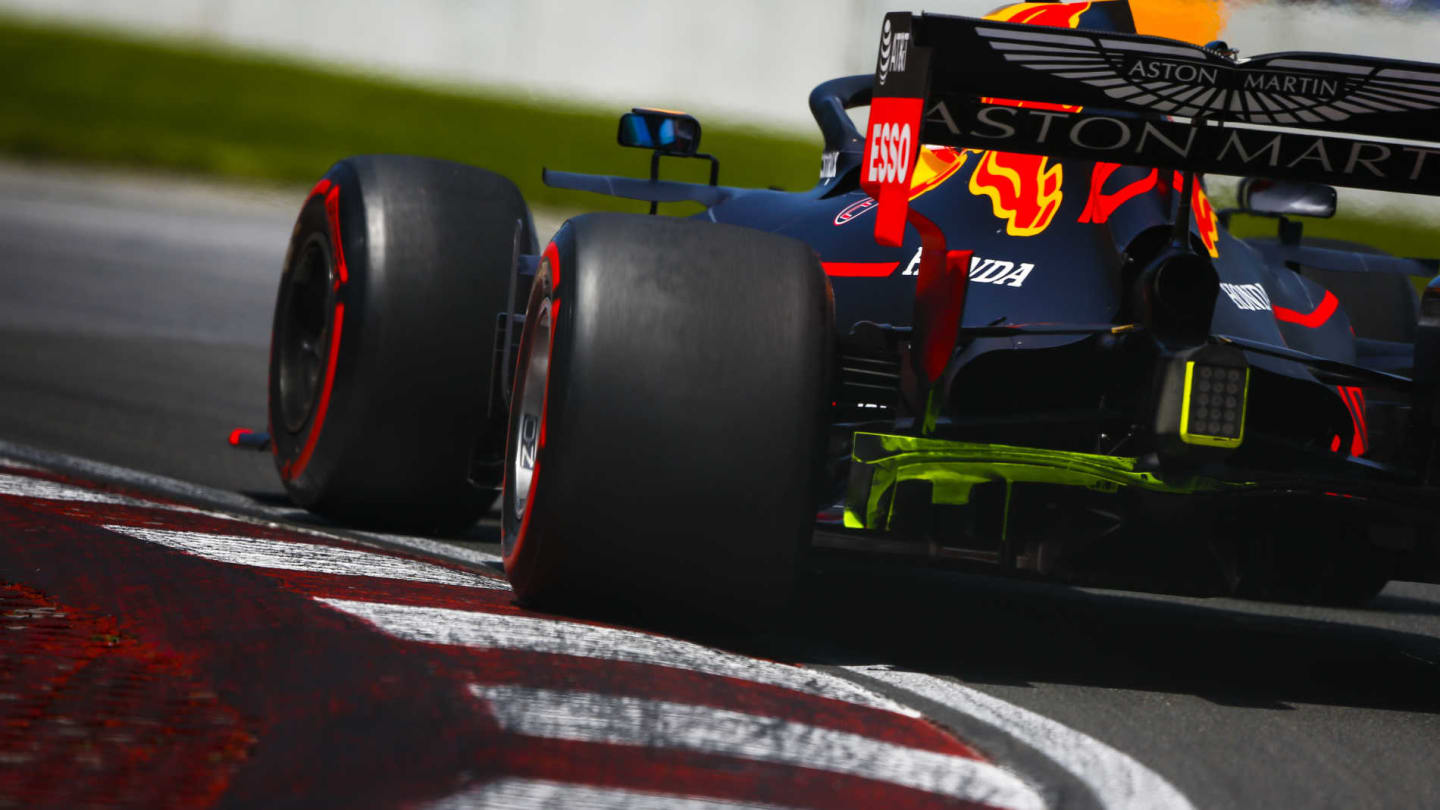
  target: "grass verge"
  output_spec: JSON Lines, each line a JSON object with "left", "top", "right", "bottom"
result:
{"left": 0, "top": 16, "right": 821, "bottom": 212}
{"left": 0, "top": 15, "right": 1435, "bottom": 257}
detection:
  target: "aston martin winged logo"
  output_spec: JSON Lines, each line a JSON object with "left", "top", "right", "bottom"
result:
{"left": 871, "top": 11, "right": 1440, "bottom": 216}
{"left": 974, "top": 23, "right": 1440, "bottom": 127}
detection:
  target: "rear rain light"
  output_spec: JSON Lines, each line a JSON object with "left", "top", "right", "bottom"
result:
{"left": 1181, "top": 363, "right": 1248, "bottom": 447}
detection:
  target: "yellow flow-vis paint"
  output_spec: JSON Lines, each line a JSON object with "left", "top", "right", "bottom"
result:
{"left": 1179, "top": 362, "right": 1248, "bottom": 448}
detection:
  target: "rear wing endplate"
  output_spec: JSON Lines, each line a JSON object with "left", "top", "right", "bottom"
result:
{"left": 861, "top": 11, "right": 1440, "bottom": 246}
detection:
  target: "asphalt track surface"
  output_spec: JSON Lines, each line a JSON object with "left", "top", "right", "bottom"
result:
{"left": 2, "top": 160, "right": 1440, "bottom": 808}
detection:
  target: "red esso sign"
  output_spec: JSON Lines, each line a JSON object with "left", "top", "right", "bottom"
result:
{"left": 866, "top": 121, "right": 913, "bottom": 184}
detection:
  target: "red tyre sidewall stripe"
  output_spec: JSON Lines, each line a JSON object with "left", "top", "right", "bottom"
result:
{"left": 268, "top": 180, "right": 334, "bottom": 454}
{"left": 510, "top": 300, "right": 552, "bottom": 560}
{"left": 280, "top": 181, "right": 350, "bottom": 482}
{"left": 323, "top": 186, "right": 350, "bottom": 286}
{"left": 281, "top": 302, "right": 345, "bottom": 481}
{"left": 504, "top": 241, "right": 562, "bottom": 584}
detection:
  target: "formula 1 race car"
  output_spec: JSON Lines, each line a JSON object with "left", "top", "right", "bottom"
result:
{"left": 258, "top": 0, "right": 1440, "bottom": 615}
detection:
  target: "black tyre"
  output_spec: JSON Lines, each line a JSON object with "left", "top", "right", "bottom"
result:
{"left": 270, "top": 155, "right": 536, "bottom": 531}
{"left": 501, "top": 213, "right": 832, "bottom": 618}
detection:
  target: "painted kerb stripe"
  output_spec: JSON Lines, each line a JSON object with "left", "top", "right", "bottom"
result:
{"left": 470, "top": 684, "right": 1045, "bottom": 810}
{"left": 849, "top": 667, "right": 1195, "bottom": 810}
{"left": 319, "top": 598, "right": 918, "bottom": 716}
{"left": 427, "top": 778, "right": 800, "bottom": 810}
{"left": 104, "top": 526, "right": 508, "bottom": 590}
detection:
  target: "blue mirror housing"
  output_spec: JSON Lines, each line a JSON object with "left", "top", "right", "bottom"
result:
{"left": 618, "top": 108, "right": 701, "bottom": 156}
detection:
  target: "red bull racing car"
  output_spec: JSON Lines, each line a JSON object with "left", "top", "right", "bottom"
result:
{"left": 257, "top": 0, "right": 1440, "bottom": 615}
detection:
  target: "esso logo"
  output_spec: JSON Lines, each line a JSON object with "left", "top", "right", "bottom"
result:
{"left": 866, "top": 121, "right": 913, "bottom": 184}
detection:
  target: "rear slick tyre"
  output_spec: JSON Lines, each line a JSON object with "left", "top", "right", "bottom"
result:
{"left": 269, "top": 155, "right": 536, "bottom": 533}
{"left": 501, "top": 213, "right": 833, "bottom": 620}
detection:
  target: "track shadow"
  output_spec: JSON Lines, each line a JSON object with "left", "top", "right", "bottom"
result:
{"left": 778, "top": 558, "right": 1440, "bottom": 714}
{"left": 659, "top": 556, "right": 1440, "bottom": 717}
{"left": 237, "top": 497, "right": 505, "bottom": 546}
{"left": 239, "top": 490, "right": 292, "bottom": 508}
{"left": 230, "top": 489, "right": 1440, "bottom": 717}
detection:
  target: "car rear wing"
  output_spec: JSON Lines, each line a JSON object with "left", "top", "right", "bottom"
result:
{"left": 861, "top": 11, "right": 1440, "bottom": 246}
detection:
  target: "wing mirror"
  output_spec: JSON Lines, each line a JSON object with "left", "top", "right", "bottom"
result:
{"left": 615, "top": 108, "right": 720, "bottom": 214}
{"left": 1237, "top": 177, "right": 1337, "bottom": 219}
{"left": 618, "top": 108, "right": 701, "bottom": 156}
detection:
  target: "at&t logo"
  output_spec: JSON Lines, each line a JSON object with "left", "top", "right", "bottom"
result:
{"left": 876, "top": 18, "right": 910, "bottom": 86}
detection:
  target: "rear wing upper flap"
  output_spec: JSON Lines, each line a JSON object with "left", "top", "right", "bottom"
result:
{"left": 860, "top": 11, "right": 1440, "bottom": 246}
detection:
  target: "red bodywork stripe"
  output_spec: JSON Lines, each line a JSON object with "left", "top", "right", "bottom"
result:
{"left": 227, "top": 428, "right": 246, "bottom": 446}
{"left": 1274, "top": 291, "right": 1338, "bottom": 328}
{"left": 908, "top": 206, "right": 970, "bottom": 383}
{"left": 1337, "top": 385, "right": 1369, "bottom": 457}
{"left": 1078, "top": 163, "right": 1158, "bottom": 225}
{"left": 822, "top": 261, "right": 900, "bottom": 278}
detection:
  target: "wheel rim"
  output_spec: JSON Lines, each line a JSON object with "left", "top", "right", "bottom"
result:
{"left": 276, "top": 233, "right": 334, "bottom": 434}
{"left": 511, "top": 297, "right": 552, "bottom": 522}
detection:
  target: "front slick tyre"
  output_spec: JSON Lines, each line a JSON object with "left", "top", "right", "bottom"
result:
{"left": 501, "top": 214, "right": 832, "bottom": 622}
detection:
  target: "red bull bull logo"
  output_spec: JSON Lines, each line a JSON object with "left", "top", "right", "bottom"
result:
{"left": 834, "top": 148, "right": 970, "bottom": 228}
{"left": 981, "top": 2, "right": 1090, "bottom": 113}
{"left": 909, "top": 146, "right": 971, "bottom": 201}
{"left": 1131, "top": 0, "right": 1226, "bottom": 46}
{"left": 987, "top": 2, "right": 1092, "bottom": 27}
{"left": 969, "top": 150, "right": 1065, "bottom": 237}
{"left": 1174, "top": 171, "right": 1221, "bottom": 258}
{"left": 962, "top": 1, "right": 1091, "bottom": 236}
{"left": 991, "top": 0, "right": 1225, "bottom": 42}
{"left": 1078, "top": 162, "right": 1159, "bottom": 225}
{"left": 1076, "top": 163, "right": 1220, "bottom": 257}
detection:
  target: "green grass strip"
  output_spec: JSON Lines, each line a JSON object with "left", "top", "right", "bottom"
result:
{"left": 1, "top": 14, "right": 1435, "bottom": 265}
{"left": 0, "top": 16, "right": 822, "bottom": 211}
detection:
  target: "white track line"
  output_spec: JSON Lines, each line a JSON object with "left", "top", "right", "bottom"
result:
{"left": 104, "top": 526, "right": 509, "bottom": 590}
{"left": 0, "top": 470, "right": 271, "bottom": 525}
{"left": 470, "top": 684, "right": 1044, "bottom": 810}
{"left": 427, "top": 778, "right": 797, "bottom": 810}
{"left": 0, "top": 445, "right": 503, "bottom": 573}
{"left": 0, "top": 472, "right": 156, "bottom": 506}
{"left": 0, "top": 439, "right": 275, "bottom": 514}
{"left": 354, "top": 530, "right": 503, "bottom": 566}
{"left": 319, "top": 598, "right": 916, "bottom": 716}
{"left": 848, "top": 667, "right": 1195, "bottom": 810}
